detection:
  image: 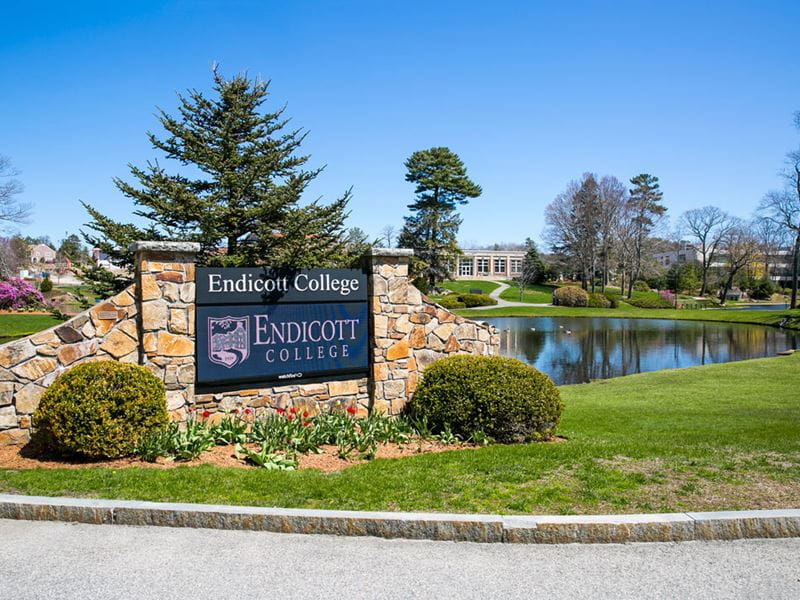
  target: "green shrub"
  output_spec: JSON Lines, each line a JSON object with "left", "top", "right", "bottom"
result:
{"left": 587, "top": 292, "right": 612, "bottom": 308}
{"left": 748, "top": 278, "right": 778, "bottom": 300}
{"left": 552, "top": 286, "right": 589, "bottom": 307}
{"left": 34, "top": 362, "right": 168, "bottom": 458}
{"left": 437, "top": 295, "right": 466, "bottom": 309}
{"left": 412, "top": 277, "right": 430, "bottom": 295}
{"left": 405, "top": 355, "right": 563, "bottom": 443}
{"left": 633, "top": 280, "right": 651, "bottom": 292}
{"left": 603, "top": 292, "right": 620, "bottom": 308}
{"left": 456, "top": 293, "right": 497, "bottom": 308}
{"left": 39, "top": 278, "right": 53, "bottom": 293}
{"left": 625, "top": 296, "right": 674, "bottom": 309}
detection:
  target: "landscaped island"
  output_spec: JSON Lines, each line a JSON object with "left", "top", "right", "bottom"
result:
{"left": 2, "top": 353, "right": 798, "bottom": 515}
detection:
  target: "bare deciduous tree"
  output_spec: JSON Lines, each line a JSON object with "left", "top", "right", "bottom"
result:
{"left": 757, "top": 112, "right": 800, "bottom": 308}
{"left": 597, "top": 176, "right": 626, "bottom": 292}
{"left": 718, "top": 221, "right": 759, "bottom": 305}
{"left": 679, "top": 206, "right": 734, "bottom": 296}
{"left": 0, "top": 155, "right": 32, "bottom": 227}
{"left": 380, "top": 225, "right": 397, "bottom": 248}
{"left": 544, "top": 174, "right": 602, "bottom": 290}
{"left": 753, "top": 217, "right": 791, "bottom": 280}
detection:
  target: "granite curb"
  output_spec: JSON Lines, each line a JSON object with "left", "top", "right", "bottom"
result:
{"left": 1, "top": 494, "right": 799, "bottom": 544}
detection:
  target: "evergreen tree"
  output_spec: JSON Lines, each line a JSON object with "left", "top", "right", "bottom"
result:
{"left": 82, "top": 67, "right": 357, "bottom": 292}
{"left": 58, "top": 233, "right": 89, "bottom": 263}
{"left": 515, "top": 238, "right": 546, "bottom": 300}
{"left": 626, "top": 173, "right": 666, "bottom": 297}
{"left": 399, "top": 147, "right": 481, "bottom": 286}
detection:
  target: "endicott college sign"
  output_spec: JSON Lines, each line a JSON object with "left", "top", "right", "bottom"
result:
{"left": 196, "top": 268, "right": 369, "bottom": 386}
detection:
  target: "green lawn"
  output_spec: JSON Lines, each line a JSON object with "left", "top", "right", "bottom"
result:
{"left": 459, "top": 304, "right": 800, "bottom": 331}
{"left": 0, "top": 314, "right": 62, "bottom": 341}
{"left": 499, "top": 281, "right": 556, "bottom": 303}
{"left": 2, "top": 354, "right": 799, "bottom": 514}
{"left": 441, "top": 280, "right": 501, "bottom": 295}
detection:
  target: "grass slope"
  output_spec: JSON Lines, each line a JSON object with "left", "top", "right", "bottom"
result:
{"left": 442, "top": 280, "right": 500, "bottom": 295}
{"left": 499, "top": 282, "right": 556, "bottom": 304}
{"left": 2, "top": 354, "right": 799, "bottom": 514}
{"left": 0, "top": 314, "right": 62, "bottom": 340}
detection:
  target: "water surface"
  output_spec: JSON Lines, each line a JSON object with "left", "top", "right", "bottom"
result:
{"left": 484, "top": 317, "right": 799, "bottom": 385}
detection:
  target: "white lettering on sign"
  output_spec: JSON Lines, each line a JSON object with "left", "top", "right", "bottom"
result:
{"left": 254, "top": 315, "right": 360, "bottom": 345}
{"left": 206, "top": 272, "right": 360, "bottom": 297}
{"left": 207, "top": 273, "right": 290, "bottom": 294}
{"left": 293, "top": 273, "right": 360, "bottom": 296}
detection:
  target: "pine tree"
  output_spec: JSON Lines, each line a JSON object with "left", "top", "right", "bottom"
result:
{"left": 516, "top": 238, "right": 546, "bottom": 300}
{"left": 399, "top": 147, "right": 481, "bottom": 286}
{"left": 626, "top": 173, "right": 666, "bottom": 297}
{"left": 82, "top": 67, "right": 357, "bottom": 292}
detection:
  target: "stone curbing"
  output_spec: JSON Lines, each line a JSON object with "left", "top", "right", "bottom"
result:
{"left": 1, "top": 494, "right": 799, "bottom": 544}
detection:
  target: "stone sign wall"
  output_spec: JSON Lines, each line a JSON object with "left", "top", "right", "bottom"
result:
{"left": 0, "top": 243, "right": 498, "bottom": 445}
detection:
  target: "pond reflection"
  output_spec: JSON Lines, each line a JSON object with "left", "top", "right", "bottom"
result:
{"left": 483, "top": 317, "right": 800, "bottom": 385}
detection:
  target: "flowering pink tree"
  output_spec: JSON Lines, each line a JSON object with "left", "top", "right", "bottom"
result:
{"left": 0, "top": 278, "right": 44, "bottom": 309}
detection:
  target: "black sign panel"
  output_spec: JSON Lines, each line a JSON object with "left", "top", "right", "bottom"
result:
{"left": 195, "top": 267, "right": 369, "bottom": 387}
{"left": 196, "top": 267, "right": 367, "bottom": 305}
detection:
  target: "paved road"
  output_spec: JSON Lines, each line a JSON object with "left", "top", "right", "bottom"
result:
{"left": 1, "top": 519, "right": 799, "bottom": 599}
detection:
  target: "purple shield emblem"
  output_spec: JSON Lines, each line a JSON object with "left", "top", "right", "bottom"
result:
{"left": 208, "top": 316, "right": 250, "bottom": 368}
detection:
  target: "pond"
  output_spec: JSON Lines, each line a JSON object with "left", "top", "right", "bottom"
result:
{"left": 482, "top": 317, "right": 799, "bottom": 385}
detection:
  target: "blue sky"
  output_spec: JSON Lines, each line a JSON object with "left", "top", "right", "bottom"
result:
{"left": 1, "top": 1, "right": 799, "bottom": 249}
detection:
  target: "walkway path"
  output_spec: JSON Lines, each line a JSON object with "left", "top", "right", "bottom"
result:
{"left": 2, "top": 519, "right": 798, "bottom": 599}
{"left": 464, "top": 281, "right": 550, "bottom": 310}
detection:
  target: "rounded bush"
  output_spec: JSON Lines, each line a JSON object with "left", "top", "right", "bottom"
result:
{"left": 625, "top": 296, "right": 674, "bottom": 309}
{"left": 437, "top": 295, "right": 466, "bottom": 309}
{"left": 33, "top": 361, "right": 168, "bottom": 458}
{"left": 633, "top": 280, "right": 651, "bottom": 292}
{"left": 603, "top": 292, "right": 620, "bottom": 308}
{"left": 412, "top": 277, "right": 430, "bottom": 296}
{"left": 406, "top": 355, "right": 563, "bottom": 443}
{"left": 587, "top": 292, "right": 612, "bottom": 308}
{"left": 552, "top": 286, "right": 589, "bottom": 307}
{"left": 456, "top": 293, "right": 497, "bottom": 308}
{"left": 39, "top": 278, "right": 53, "bottom": 293}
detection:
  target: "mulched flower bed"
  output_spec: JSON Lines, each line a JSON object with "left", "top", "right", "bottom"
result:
{"left": 0, "top": 440, "right": 476, "bottom": 474}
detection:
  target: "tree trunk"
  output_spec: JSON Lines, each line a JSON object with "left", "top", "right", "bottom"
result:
{"left": 719, "top": 274, "right": 734, "bottom": 306}
{"left": 700, "top": 262, "right": 708, "bottom": 297}
{"left": 791, "top": 233, "right": 800, "bottom": 310}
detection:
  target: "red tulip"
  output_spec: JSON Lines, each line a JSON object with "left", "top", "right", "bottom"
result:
{"left": 287, "top": 415, "right": 293, "bottom": 421}
{"left": 202, "top": 410, "right": 210, "bottom": 418}
{"left": 346, "top": 406, "right": 356, "bottom": 415}
{"left": 302, "top": 411, "right": 309, "bottom": 418}
{"left": 290, "top": 407, "right": 296, "bottom": 414}
{"left": 276, "top": 408, "right": 285, "bottom": 414}
{"left": 244, "top": 408, "right": 252, "bottom": 415}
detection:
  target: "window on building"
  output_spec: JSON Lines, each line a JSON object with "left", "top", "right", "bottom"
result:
{"left": 459, "top": 259, "right": 473, "bottom": 277}
{"left": 493, "top": 258, "right": 506, "bottom": 274}
{"left": 510, "top": 258, "right": 522, "bottom": 274}
{"left": 476, "top": 258, "right": 489, "bottom": 274}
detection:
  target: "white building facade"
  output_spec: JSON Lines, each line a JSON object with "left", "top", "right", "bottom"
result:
{"left": 452, "top": 249, "right": 527, "bottom": 280}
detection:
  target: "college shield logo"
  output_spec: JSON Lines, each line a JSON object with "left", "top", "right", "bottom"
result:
{"left": 207, "top": 316, "right": 250, "bottom": 368}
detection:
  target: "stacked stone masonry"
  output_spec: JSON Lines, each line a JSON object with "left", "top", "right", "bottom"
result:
{"left": 370, "top": 249, "right": 499, "bottom": 415}
{"left": 0, "top": 245, "right": 498, "bottom": 444}
{"left": 0, "top": 287, "right": 139, "bottom": 445}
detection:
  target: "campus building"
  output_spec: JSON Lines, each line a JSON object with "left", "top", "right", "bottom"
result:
{"left": 653, "top": 241, "right": 703, "bottom": 269}
{"left": 453, "top": 249, "right": 527, "bottom": 280}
